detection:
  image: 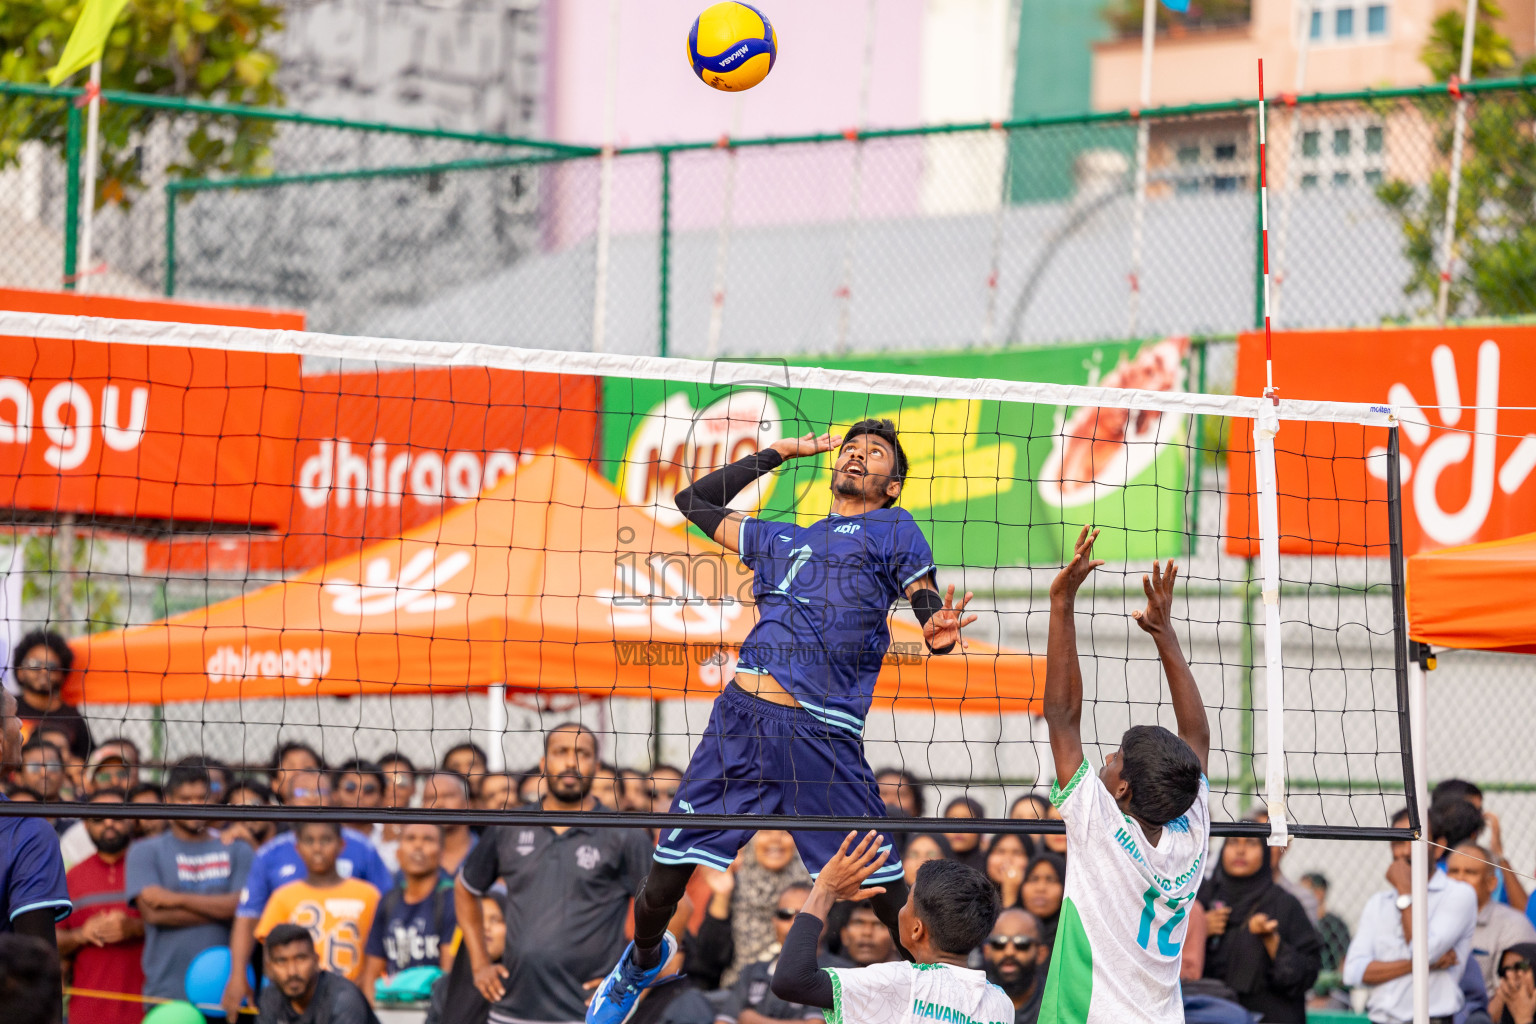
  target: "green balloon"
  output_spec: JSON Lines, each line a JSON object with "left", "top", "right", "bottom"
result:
{"left": 143, "top": 1001, "right": 207, "bottom": 1024}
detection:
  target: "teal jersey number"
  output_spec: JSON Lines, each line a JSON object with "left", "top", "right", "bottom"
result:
{"left": 1135, "top": 886, "right": 1191, "bottom": 957}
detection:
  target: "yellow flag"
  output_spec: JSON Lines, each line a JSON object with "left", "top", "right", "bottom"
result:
{"left": 46, "top": 0, "right": 130, "bottom": 87}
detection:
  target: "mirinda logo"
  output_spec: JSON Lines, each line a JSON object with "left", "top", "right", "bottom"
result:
{"left": 1369, "top": 340, "right": 1536, "bottom": 548}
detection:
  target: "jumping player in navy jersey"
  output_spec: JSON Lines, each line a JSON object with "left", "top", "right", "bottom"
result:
{"left": 586, "top": 419, "right": 975, "bottom": 1024}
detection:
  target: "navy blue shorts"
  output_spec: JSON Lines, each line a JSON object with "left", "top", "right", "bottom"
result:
{"left": 653, "top": 682, "right": 904, "bottom": 885}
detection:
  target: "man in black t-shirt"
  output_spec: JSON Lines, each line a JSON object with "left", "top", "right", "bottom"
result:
{"left": 258, "top": 924, "right": 380, "bottom": 1024}
{"left": 12, "top": 630, "right": 92, "bottom": 760}
{"left": 454, "top": 723, "right": 653, "bottom": 1024}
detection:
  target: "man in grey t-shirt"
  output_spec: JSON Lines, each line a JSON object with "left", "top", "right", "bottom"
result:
{"left": 455, "top": 724, "right": 654, "bottom": 1024}
{"left": 126, "top": 760, "right": 252, "bottom": 1001}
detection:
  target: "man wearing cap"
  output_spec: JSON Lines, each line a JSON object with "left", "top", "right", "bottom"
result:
{"left": 59, "top": 741, "right": 142, "bottom": 870}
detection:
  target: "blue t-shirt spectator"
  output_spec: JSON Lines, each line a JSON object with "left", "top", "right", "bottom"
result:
{"left": 365, "top": 872, "right": 458, "bottom": 974}
{"left": 0, "top": 793, "right": 71, "bottom": 930}
{"left": 236, "top": 827, "right": 391, "bottom": 920}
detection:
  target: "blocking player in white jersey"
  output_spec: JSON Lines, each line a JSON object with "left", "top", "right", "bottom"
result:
{"left": 770, "top": 830, "right": 1014, "bottom": 1024}
{"left": 1038, "top": 527, "right": 1212, "bottom": 1024}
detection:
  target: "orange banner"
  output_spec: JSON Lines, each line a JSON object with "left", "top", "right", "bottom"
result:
{"left": 276, "top": 367, "right": 600, "bottom": 568}
{"left": 1227, "top": 326, "right": 1536, "bottom": 556}
{"left": 0, "top": 289, "right": 304, "bottom": 527}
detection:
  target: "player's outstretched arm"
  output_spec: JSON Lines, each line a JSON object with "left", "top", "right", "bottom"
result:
{"left": 1132, "top": 559, "right": 1210, "bottom": 773}
{"left": 674, "top": 432, "right": 840, "bottom": 552}
{"left": 772, "top": 831, "right": 889, "bottom": 1011}
{"left": 1045, "top": 526, "right": 1103, "bottom": 783}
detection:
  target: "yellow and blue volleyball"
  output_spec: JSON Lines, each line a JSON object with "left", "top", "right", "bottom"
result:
{"left": 688, "top": 3, "right": 778, "bottom": 92}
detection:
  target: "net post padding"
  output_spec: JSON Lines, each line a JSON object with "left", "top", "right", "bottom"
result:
{"left": 1253, "top": 399, "right": 1289, "bottom": 848}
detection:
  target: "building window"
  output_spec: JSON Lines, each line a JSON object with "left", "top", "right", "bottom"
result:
{"left": 1292, "top": 115, "right": 1387, "bottom": 189}
{"left": 1306, "top": 2, "right": 1388, "bottom": 46}
{"left": 1163, "top": 134, "right": 1248, "bottom": 196}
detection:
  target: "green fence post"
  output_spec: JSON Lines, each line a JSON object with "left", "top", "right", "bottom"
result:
{"left": 63, "top": 101, "right": 82, "bottom": 291}
{"left": 164, "top": 184, "right": 178, "bottom": 297}
{"left": 658, "top": 149, "right": 673, "bottom": 358}
{"left": 1185, "top": 338, "right": 1210, "bottom": 557}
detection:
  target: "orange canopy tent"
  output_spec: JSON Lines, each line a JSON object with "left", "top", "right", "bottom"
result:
{"left": 1407, "top": 531, "right": 1536, "bottom": 656}
{"left": 69, "top": 450, "right": 1042, "bottom": 714}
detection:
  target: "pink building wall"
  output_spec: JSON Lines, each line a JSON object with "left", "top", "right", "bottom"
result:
{"left": 544, "top": 0, "right": 927, "bottom": 243}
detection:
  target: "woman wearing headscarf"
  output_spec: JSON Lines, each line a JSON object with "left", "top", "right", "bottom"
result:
{"left": 1197, "top": 835, "right": 1322, "bottom": 1023}
{"left": 1021, "top": 851, "right": 1066, "bottom": 955}
{"left": 941, "top": 796, "right": 989, "bottom": 873}
{"left": 985, "top": 833, "right": 1031, "bottom": 910}
{"left": 1490, "top": 942, "right": 1536, "bottom": 1024}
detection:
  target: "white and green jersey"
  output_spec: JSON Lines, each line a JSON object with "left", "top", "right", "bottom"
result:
{"left": 1038, "top": 759, "right": 1209, "bottom": 1024}
{"left": 824, "top": 961, "right": 1014, "bottom": 1024}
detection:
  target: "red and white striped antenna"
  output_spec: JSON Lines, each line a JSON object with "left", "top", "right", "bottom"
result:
{"left": 1258, "top": 59, "right": 1276, "bottom": 401}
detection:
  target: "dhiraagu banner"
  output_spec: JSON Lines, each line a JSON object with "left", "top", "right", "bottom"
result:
{"left": 599, "top": 337, "right": 1190, "bottom": 566}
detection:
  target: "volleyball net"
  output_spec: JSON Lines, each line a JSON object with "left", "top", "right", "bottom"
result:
{"left": 0, "top": 310, "right": 1413, "bottom": 838}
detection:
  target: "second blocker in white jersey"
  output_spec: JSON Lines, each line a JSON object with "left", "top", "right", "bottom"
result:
{"left": 824, "top": 960, "right": 1014, "bottom": 1024}
{"left": 1038, "top": 760, "right": 1210, "bottom": 1024}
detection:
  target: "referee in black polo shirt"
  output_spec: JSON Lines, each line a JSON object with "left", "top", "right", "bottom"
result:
{"left": 455, "top": 723, "right": 653, "bottom": 1024}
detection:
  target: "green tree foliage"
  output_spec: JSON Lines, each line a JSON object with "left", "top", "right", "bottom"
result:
{"left": 1376, "top": 0, "right": 1536, "bottom": 318}
{"left": 0, "top": 0, "right": 285, "bottom": 209}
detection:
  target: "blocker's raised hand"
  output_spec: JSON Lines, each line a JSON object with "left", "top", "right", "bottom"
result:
{"left": 1050, "top": 525, "right": 1104, "bottom": 601}
{"left": 1132, "top": 559, "right": 1179, "bottom": 637}
{"left": 813, "top": 830, "right": 890, "bottom": 903}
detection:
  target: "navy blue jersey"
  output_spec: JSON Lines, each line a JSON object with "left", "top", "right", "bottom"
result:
{"left": 0, "top": 794, "right": 71, "bottom": 930}
{"left": 736, "top": 507, "right": 935, "bottom": 734}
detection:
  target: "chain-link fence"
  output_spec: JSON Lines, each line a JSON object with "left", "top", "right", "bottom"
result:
{"left": 8, "top": 77, "right": 1536, "bottom": 346}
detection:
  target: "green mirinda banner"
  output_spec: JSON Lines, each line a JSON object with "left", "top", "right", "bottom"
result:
{"left": 599, "top": 338, "right": 1191, "bottom": 567}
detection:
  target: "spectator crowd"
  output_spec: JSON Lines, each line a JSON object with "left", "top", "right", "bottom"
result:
{"left": 2, "top": 630, "right": 1535, "bottom": 1024}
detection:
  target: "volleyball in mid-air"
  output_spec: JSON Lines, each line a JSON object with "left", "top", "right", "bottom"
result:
{"left": 688, "top": 3, "right": 777, "bottom": 92}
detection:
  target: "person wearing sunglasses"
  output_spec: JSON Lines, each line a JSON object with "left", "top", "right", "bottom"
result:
{"left": 10, "top": 629, "right": 93, "bottom": 761}
{"left": 1491, "top": 943, "right": 1536, "bottom": 1024}
{"left": 983, "top": 908, "right": 1047, "bottom": 1024}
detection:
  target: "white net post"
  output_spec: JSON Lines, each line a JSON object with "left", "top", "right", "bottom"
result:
{"left": 1410, "top": 657, "right": 1431, "bottom": 1023}
{"left": 1254, "top": 400, "right": 1290, "bottom": 847}
{"left": 486, "top": 683, "right": 508, "bottom": 773}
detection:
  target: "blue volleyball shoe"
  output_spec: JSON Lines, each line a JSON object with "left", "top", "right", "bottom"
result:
{"left": 586, "top": 931, "right": 679, "bottom": 1024}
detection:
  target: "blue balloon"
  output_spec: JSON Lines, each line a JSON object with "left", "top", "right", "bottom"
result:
{"left": 184, "top": 946, "right": 255, "bottom": 1019}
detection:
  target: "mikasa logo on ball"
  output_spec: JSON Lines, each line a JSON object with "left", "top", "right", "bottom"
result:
{"left": 718, "top": 44, "right": 750, "bottom": 65}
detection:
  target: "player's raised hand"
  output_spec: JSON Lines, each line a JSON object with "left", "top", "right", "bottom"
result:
{"left": 1131, "top": 559, "right": 1179, "bottom": 637}
{"left": 771, "top": 431, "right": 842, "bottom": 461}
{"left": 1049, "top": 525, "right": 1104, "bottom": 601}
{"left": 923, "top": 584, "right": 977, "bottom": 654}
{"left": 813, "top": 830, "right": 890, "bottom": 902}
